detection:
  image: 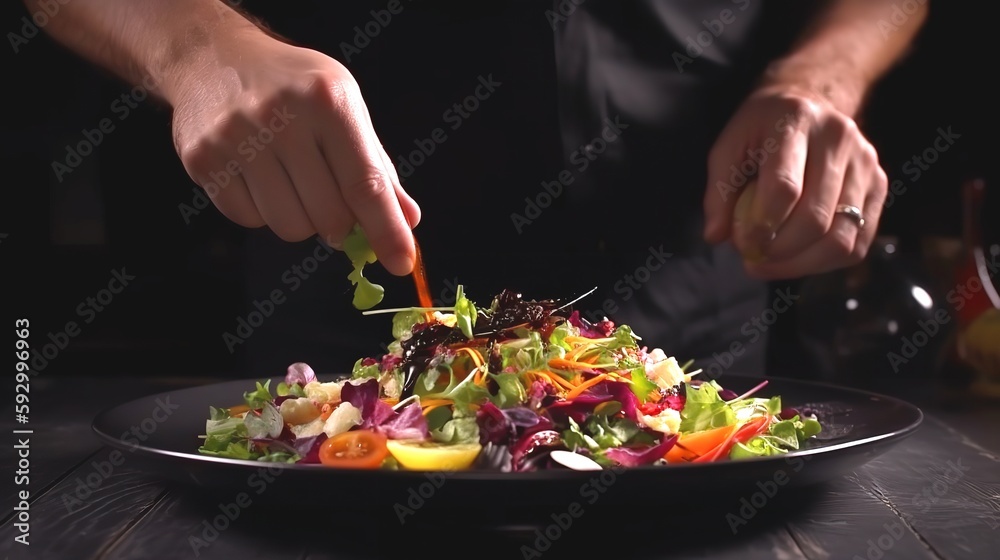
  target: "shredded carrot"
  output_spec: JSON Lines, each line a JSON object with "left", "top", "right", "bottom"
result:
{"left": 320, "top": 403, "right": 333, "bottom": 421}
{"left": 548, "top": 357, "right": 601, "bottom": 372}
{"left": 565, "top": 336, "right": 612, "bottom": 345}
{"left": 528, "top": 369, "right": 576, "bottom": 391}
{"left": 579, "top": 353, "right": 603, "bottom": 364}
{"left": 566, "top": 344, "right": 592, "bottom": 362}
{"left": 565, "top": 373, "right": 609, "bottom": 400}
{"left": 419, "top": 398, "right": 453, "bottom": 409}
{"left": 228, "top": 404, "right": 250, "bottom": 416}
{"left": 455, "top": 347, "right": 485, "bottom": 371}
{"left": 422, "top": 403, "right": 450, "bottom": 416}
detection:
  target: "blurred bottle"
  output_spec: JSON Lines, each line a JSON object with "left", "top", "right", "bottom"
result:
{"left": 949, "top": 178, "right": 1000, "bottom": 395}
{"left": 794, "top": 235, "right": 951, "bottom": 388}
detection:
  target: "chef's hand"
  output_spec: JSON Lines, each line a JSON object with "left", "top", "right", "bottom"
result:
{"left": 171, "top": 32, "right": 420, "bottom": 275}
{"left": 702, "top": 84, "right": 888, "bottom": 279}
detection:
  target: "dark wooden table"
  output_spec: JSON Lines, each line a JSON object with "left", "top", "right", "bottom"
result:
{"left": 2, "top": 375, "right": 999, "bottom": 560}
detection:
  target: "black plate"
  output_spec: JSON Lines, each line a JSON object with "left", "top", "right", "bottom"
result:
{"left": 92, "top": 374, "right": 922, "bottom": 508}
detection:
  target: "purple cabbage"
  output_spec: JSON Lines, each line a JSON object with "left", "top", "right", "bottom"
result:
{"left": 294, "top": 434, "right": 328, "bottom": 464}
{"left": 381, "top": 354, "right": 402, "bottom": 373}
{"left": 510, "top": 429, "right": 565, "bottom": 471}
{"left": 341, "top": 378, "right": 395, "bottom": 428}
{"left": 549, "top": 380, "right": 641, "bottom": 422}
{"left": 284, "top": 362, "right": 317, "bottom": 386}
{"left": 604, "top": 434, "right": 679, "bottom": 467}
{"left": 379, "top": 402, "right": 429, "bottom": 440}
{"left": 341, "top": 378, "right": 429, "bottom": 439}
{"left": 717, "top": 388, "right": 739, "bottom": 401}
{"left": 476, "top": 402, "right": 553, "bottom": 445}
{"left": 567, "top": 311, "right": 615, "bottom": 338}
{"left": 547, "top": 393, "right": 614, "bottom": 424}
{"left": 663, "top": 394, "right": 685, "bottom": 411}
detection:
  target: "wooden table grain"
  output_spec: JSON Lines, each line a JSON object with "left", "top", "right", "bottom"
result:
{"left": 2, "top": 375, "right": 998, "bottom": 560}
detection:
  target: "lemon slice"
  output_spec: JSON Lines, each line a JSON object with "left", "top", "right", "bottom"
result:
{"left": 385, "top": 440, "right": 482, "bottom": 471}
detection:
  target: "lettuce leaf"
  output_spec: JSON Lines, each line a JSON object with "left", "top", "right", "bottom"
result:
{"left": 489, "top": 372, "right": 528, "bottom": 408}
{"left": 454, "top": 285, "right": 478, "bottom": 339}
{"left": 243, "top": 380, "right": 273, "bottom": 410}
{"left": 628, "top": 366, "right": 658, "bottom": 403}
{"left": 244, "top": 401, "right": 283, "bottom": 439}
{"left": 499, "top": 332, "right": 546, "bottom": 372}
{"left": 343, "top": 225, "right": 384, "bottom": 310}
{"left": 679, "top": 381, "right": 736, "bottom": 433}
{"left": 431, "top": 411, "right": 479, "bottom": 444}
{"left": 352, "top": 358, "right": 381, "bottom": 380}
{"left": 392, "top": 309, "right": 426, "bottom": 339}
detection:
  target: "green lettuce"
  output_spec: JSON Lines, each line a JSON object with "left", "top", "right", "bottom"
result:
{"left": 243, "top": 380, "right": 273, "bottom": 410}
{"left": 679, "top": 381, "right": 737, "bottom": 433}
{"left": 454, "top": 285, "right": 478, "bottom": 339}
{"left": 352, "top": 357, "right": 381, "bottom": 379}
{"left": 343, "top": 225, "right": 384, "bottom": 310}
{"left": 431, "top": 411, "right": 480, "bottom": 444}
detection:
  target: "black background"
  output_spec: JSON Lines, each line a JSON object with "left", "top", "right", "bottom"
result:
{"left": 1, "top": 0, "right": 995, "bottom": 382}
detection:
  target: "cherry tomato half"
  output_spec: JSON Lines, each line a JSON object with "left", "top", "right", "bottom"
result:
{"left": 318, "top": 430, "right": 389, "bottom": 469}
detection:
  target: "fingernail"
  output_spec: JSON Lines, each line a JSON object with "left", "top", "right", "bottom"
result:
{"left": 322, "top": 234, "right": 343, "bottom": 251}
{"left": 388, "top": 254, "right": 414, "bottom": 276}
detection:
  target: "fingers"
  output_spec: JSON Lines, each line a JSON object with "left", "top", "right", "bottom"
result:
{"left": 362, "top": 99, "right": 421, "bottom": 229}
{"left": 178, "top": 138, "right": 265, "bottom": 229}
{"left": 765, "top": 121, "right": 852, "bottom": 260}
{"left": 855, "top": 158, "right": 889, "bottom": 261}
{"left": 209, "top": 172, "right": 264, "bottom": 228}
{"left": 734, "top": 124, "right": 809, "bottom": 259}
{"left": 242, "top": 151, "right": 317, "bottom": 242}
{"left": 745, "top": 158, "right": 869, "bottom": 279}
{"left": 318, "top": 83, "right": 414, "bottom": 275}
{"left": 273, "top": 130, "right": 357, "bottom": 248}
{"left": 703, "top": 141, "right": 743, "bottom": 244}
{"left": 379, "top": 145, "right": 421, "bottom": 229}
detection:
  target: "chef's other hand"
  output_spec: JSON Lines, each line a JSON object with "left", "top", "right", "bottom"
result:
{"left": 703, "top": 85, "right": 888, "bottom": 279}
{"left": 172, "top": 32, "right": 420, "bottom": 275}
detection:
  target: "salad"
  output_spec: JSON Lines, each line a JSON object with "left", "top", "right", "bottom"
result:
{"left": 198, "top": 287, "right": 821, "bottom": 470}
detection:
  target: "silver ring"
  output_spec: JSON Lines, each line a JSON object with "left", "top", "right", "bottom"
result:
{"left": 835, "top": 204, "right": 865, "bottom": 229}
